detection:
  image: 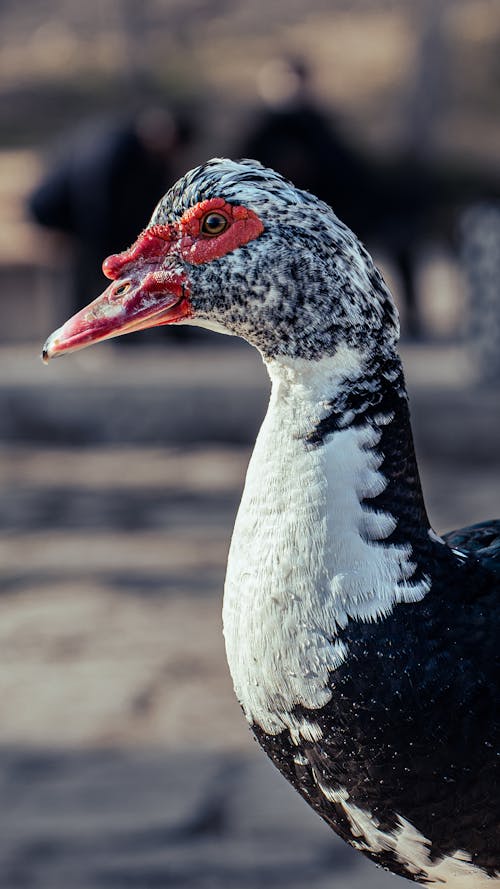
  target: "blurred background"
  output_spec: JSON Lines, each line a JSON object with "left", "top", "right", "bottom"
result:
{"left": 0, "top": 1, "right": 499, "bottom": 887}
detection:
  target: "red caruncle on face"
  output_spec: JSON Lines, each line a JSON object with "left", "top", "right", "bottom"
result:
{"left": 102, "top": 197, "right": 264, "bottom": 282}
{"left": 41, "top": 196, "right": 265, "bottom": 361}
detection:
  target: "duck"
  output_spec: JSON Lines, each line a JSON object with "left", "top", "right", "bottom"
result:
{"left": 42, "top": 158, "right": 499, "bottom": 887}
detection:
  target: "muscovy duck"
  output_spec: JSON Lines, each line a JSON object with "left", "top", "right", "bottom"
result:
{"left": 43, "top": 159, "right": 499, "bottom": 886}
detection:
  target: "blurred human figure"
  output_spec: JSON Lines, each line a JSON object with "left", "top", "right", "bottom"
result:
{"left": 370, "top": 156, "right": 435, "bottom": 339}
{"left": 238, "top": 56, "right": 372, "bottom": 242}
{"left": 29, "top": 107, "right": 191, "bottom": 322}
{"left": 239, "top": 56, "right": 434, "bottom": 338}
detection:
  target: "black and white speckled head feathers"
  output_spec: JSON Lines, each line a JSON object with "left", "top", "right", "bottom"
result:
{"left": 151, "top": 158, "right": 400, "bottom": 361}
{"left": 42, "top": 157, "right": 401, "bottom": 368}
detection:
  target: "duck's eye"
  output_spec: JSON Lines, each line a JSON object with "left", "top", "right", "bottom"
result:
{"left": 201, "top": 212, "right": 228, "bottom": 237}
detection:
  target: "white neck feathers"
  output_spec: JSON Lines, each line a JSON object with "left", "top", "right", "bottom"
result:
{"left": 222, "top": 346, "right": 430, "bottom": 737}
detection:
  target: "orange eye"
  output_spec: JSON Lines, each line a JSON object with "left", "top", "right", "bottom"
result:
{"left": 201, "top": 212, "right": 228, "bottom": 237}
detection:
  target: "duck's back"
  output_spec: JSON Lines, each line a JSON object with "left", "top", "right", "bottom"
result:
{"left": 444, "top": 519, "right": 500, "bottom": 575}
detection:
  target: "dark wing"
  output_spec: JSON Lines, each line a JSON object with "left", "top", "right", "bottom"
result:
{"left": 443, "top": 519, "right": 500, "bottom": 577}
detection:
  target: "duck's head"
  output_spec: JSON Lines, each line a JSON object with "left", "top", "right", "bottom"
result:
{"left": 42, "top": 158, "right": 399, "bottom": 364}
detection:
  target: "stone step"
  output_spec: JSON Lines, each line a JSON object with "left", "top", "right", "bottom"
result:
{"left": 0, "top": 445, "right": 246, "bottom": 532}
{"left": 0, "top": 747, "right": 393, "bottom": 889}
{"left": 0, "top": 444, "right": 497, "bottom": 536}
{"left": 0, "top": 343, "right": 499, "bottom": 464}
{"left": 0, "top": 528, "right": 228, "bottom": 596}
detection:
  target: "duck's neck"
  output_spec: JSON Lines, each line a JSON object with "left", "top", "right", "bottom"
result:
{"left": 223, "top": 344, "right": 436, "bottom": 739}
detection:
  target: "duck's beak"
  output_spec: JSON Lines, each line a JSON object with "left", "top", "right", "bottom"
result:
{"left": 42, "top": 229, "right": 192, "bottom": 363}
{"left": 42, "top": 273, "right": 191, "bottom": 363}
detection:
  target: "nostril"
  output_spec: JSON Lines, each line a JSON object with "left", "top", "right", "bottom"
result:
{"left": 113, "top": 281, "right": 131, "bottom": 297}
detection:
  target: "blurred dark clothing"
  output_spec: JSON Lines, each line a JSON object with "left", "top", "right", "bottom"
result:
{"left": 240, "top": 100, "right": 476, "bottom": 338}
{"left": 240, "top": 104, "right": 371, "bottom": 236}
{"left": 29, "top": 116, "right": 179, "bottom": 313}
{"left": 239, "top": 102, "right": 430, "bottom": 336}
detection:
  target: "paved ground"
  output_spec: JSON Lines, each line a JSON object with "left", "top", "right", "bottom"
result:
{"left": 0, "top": 341, "right": 498, "bottom": 888}
{"left": 1, "top": 746, "right": 402, "bottom": 889}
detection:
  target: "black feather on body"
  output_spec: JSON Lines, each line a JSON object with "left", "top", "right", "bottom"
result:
{"left": 444, "top": 520, "right": 500, "bottom": 575}
{"left": 305, "top": 352, "right": 434, "bottom": 586}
